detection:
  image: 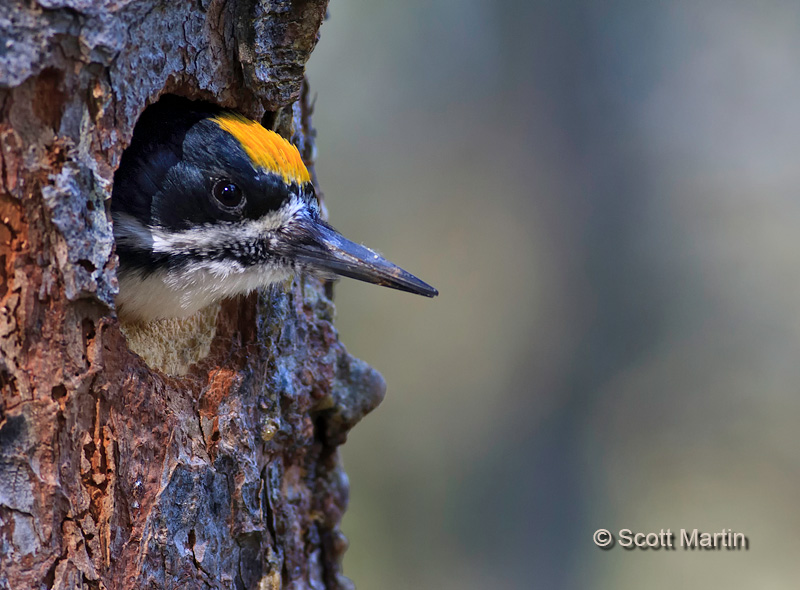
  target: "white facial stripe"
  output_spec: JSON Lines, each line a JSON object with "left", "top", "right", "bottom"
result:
{"left": 112, "top": 197, "right": 312, "bottom": 321}
{"left": 112, "top": 196, "right": 308, "bottom": 258}
{"left": 113, "top": 212, "right": 158, "bottom": 249}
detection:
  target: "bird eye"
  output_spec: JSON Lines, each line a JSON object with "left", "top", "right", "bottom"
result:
{"left": 212, "top": 180, "right": 244, "bottom": 209}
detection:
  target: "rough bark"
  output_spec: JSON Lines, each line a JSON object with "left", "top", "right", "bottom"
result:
{"left": 0, "top": 2, "right": 384, "bottom": 589}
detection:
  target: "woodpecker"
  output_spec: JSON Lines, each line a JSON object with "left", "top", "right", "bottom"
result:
{"left": 111, "top": 95, "right": 437, "bottom": 322}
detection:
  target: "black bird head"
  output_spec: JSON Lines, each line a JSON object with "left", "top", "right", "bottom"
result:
{"left": 111, "top": 96, "right": 437, "bottom": 322}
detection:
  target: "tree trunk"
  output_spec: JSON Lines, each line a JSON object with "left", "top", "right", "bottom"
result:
{"left": 0, "top": 2, "right": 384, "bottom": 588}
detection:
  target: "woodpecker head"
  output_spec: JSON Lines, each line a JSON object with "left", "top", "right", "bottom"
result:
{"left": 111, "top": 95, "right": 437, "bottom": 322}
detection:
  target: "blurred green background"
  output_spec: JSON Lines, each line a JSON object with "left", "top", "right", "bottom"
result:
{"left": 306, "top": 1, "right": 800, "bottom": 588}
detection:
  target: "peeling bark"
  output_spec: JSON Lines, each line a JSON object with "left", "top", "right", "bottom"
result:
{"left": 0, "top": 2, "right": 382, "bottom": 589}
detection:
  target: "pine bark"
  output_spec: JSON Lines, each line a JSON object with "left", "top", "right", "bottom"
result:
{"left": 0, "top": 2, "right": 384, "bottom": 588}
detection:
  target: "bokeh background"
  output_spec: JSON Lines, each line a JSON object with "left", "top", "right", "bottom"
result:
{"left": 306, "top": 1, "right": 800, "bottom": 588}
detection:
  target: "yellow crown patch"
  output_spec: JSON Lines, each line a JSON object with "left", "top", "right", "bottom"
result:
{"left": 212, "top": 112, "right": 311, "bottom": 185}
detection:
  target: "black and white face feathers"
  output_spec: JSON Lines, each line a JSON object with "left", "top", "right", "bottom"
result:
{"left": 111, "top": 96, "right": 319, "bottom": 321}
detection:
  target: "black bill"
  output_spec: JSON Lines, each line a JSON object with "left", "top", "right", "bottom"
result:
{"left": 282, "top": 216, "right": 438, "bottom": 298}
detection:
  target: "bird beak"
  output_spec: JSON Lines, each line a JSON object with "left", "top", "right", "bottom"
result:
{"left": 282, "top": 215, "right": 438, "bottom": 298}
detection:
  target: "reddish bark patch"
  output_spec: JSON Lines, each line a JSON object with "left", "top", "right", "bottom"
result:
{"left": 33, "top": 68, "right": 66, "bottom": 133}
